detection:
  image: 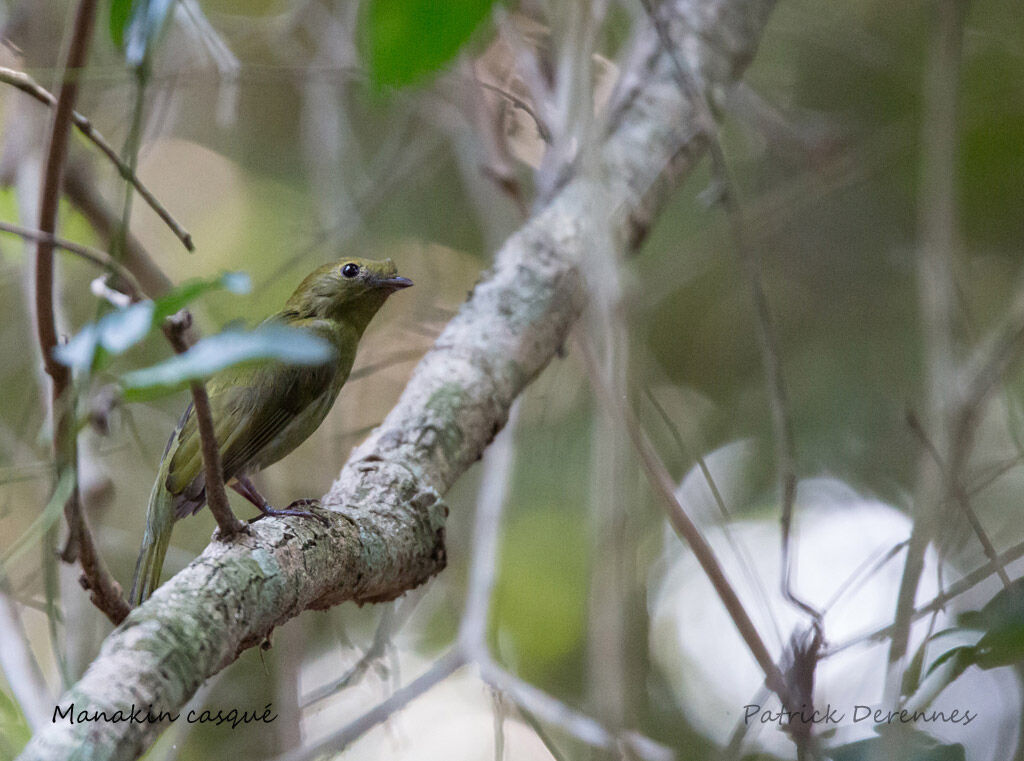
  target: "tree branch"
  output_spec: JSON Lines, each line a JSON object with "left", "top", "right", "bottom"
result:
{"left": 32, "top": 0, "right": 131, "bottom": 627}
{"left": 0, "top": 66, "right": 194, "bottom": 252}
{"left": 161, "top": 311, "right": 245, "bottom": 538}
{"left": 0, "top": 220, "right": 142, "bottom": 301}
{"left": 17, "top": 0, "right": 777, "bottom": 757}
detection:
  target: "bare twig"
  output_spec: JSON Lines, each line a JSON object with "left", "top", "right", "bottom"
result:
{"left": 637, "top": 0, "right": 820, "bottom": 631}
{"left": 0, "top": 66, "right": 194, "bottom": 252}
{"left": 459, "top": 402, "right": 520, "bottom": 649}
{"left": 887, "top": 0, "right": 970, "bottom": 698}
{"left": 461, "top": 61, "right": 529, "bottom": 217}
{"left": 826, "top": 535, "right": 1024, "bottom": 657}
{"left": 33, "top": 0, "right": 131, "bottom": 627}
{"left": 0, "top": 219, "right": 141, "bottom": 300}
{"left": 299, "top": 596, "right": 420, "bottom": 707}
{"left": 479, "top": 655, "right": 672, "bottom": 761}
{"left": 906, "top": 410, "right": 1010, "bottom": 586}
{"left": 576, "top": 334, "right": 790, "bottom": 705}
{"left": 161, "top": 311, "right": 245, "bottom": 538}
{"left": 475, "top": 79, "right": 553, "bottom": 144}
{"left": 277, "top": 649, "right": 467, "bottom": 761}
{"left": 61, "top": 163, "right": 174, "bottom": 298}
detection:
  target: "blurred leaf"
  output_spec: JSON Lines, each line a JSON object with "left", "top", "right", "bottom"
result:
{"left": 957, "top": 577, "right": 1024, "bottom": 631}
{"left": 0, "top": 469, "right": 75, "bottom": 570}
{"left": 109, "top": 0, "right": 132, "bottom": 48}
{"left": 922, "top": 579, "right": 1024, "bottom": 681}
{"left": 493, "top": 507, "right": 587, "bottom": 682}
{"left": 362, "top": 0, "right": 498, "bottom": 87}
{"left": 152, "top": 271, "right": 251, "bottom": 323}
{"left": 921, "top": 645, "right": 971, "bottom": 682}
{"left": 100, "top": 300, "right": 155, "bottom": 352}
{"left": 0, "top": 689, "right": 30, "bottom": 761}
{"left": 901, "top": 636, "right": 927, "bottom": 696}
{"left": 958, "top": 577, "right": 1024, "bottom": 671}
{"left": 119, "top": 326, "right": 335, "bottom": 401}
{"left": 123, "top": 0, "right": 176, "bottom": 67}
{"left": 53, "top": 272, "right": 250, "bottom": 372}
{"left": 829, "top": 727, "right": 964, "bottom": 761}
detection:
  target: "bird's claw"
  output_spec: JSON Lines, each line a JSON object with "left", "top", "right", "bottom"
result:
{"left": 249, "top": 499, "right": 329, "bottom": 526}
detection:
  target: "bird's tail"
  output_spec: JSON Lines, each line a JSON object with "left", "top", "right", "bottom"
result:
{"left": 129, "top": 462, "right": 177, "bottom": 606}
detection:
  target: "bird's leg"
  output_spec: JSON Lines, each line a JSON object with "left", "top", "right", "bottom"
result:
{"left": 231, "top": 475, "right": 328, "bottom": 526}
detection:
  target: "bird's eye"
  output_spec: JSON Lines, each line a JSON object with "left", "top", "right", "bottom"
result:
{"left": 341, "top": 263, "right": 360, "bottom": 278}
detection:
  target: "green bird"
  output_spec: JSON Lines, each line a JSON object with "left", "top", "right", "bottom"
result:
{"left": 130, "top": 257, "right": 413, "bottom": 605}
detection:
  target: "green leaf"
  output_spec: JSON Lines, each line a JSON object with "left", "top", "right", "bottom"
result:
{"left": 109, "top": 0, "right": 133, "bottom": 48}
{"left": 922, "top": 644, "right": 972, "bottom": 682}
{"left": 1, "top": 470, "right": 75, "bottom": 570}
{"left": 53, "top": 272, "right": 250, "bottom": 372}
{"left": 961, "top": 577, "right": 1024, "bottom": 670}
{"left": 152, "top": 271, "right": 251, "bottom": 323}
{"left": 362, "top": 0, "right": 499, "bottom": 88}
{"left": 828, "top": 727, "right": 965, "bottom": 761}
{"left": 119, "top": 325, "right": 335, "bottom": 401}
{"left": 0, "top": 689, "right": 31, "bottom": 761}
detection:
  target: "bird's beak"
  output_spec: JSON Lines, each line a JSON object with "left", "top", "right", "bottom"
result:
{"left": 378, "top": 275, "right": 414, "bottom": 291}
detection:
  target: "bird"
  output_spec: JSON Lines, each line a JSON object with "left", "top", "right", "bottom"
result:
{"left": 129, "top": 256, "right": 413, "bottom": 605}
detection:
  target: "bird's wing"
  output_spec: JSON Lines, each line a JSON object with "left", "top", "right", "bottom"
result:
{"left": 165, "top": 358, "right": 336, "bottom": 502}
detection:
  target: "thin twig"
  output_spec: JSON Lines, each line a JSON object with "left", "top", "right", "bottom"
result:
{"left": 33, "top": 0, "right": 130, "bottom": 627}
{"left": 62, "top": 163, "right": 174, "bottom": 298}
{"left": 576, "top": 334, "right": 791, "bottom": 706}
{"left": 276, "top": 649, "right": 466, "bottom": 761}
{"left": 161, "top": 311, "right": 245, "bottom": 538}
{"left": 459, "top": 402, "right": 520, "bottom": 649}
{"left": 644, "top": 388, "right": 785, "bottom": 650}
{"left": 825, "top": 535, "right": 1024, "bottom": 657}
{"left": 478, "top": 655, "right": 673, "bottom": 761}
{"left": 0, "top": 66, "right": 194, "bottom": 252}
{"left": 637, "top": 0, "right": 820, "bottom": 631}
{"left": 906, "top": 410, "right": 1010, "bottom": 586}
{"left": 300, "top": 597, "right": 417, "bottom": 708}
{"left": 887, "top": 0, "right": 971, "bottom": 696}
{"left": 0, "top": 220, "right": 141, "bottom": 300}
{"left": 475, "top": 79, "right": 553, "bottom": 143}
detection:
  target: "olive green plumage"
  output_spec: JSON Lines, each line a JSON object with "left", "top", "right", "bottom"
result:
{"left": 129, "top": 257, "right": 412, "bottom": 605}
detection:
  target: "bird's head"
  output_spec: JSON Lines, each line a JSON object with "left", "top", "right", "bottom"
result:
{"left": 285, "top": 257, "right": 413, "bottom": 325}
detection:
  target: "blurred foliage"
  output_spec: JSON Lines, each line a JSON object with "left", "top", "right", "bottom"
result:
{"left": 829, "top": 727, "right": 965, "bottom": 761}
{"left": 119, "top": 325, "right": 333, "bottom": 400}
{"left": 111, "top": 0, "right": 176, "bottom": 68}
{"left": 925, "top": 578, "right": 1024, "bottom": 683}
{"left": 360, "top": 0, "right": 500, "bottom": 88}
{"left": 54, "top": 271, "right": 250, "bottom": 372}
{"left": 0, "top": 689, "right": 30, "bottom": 761}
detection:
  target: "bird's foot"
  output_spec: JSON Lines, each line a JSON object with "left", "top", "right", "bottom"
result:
{"left": 249, "top": 499, "right": 329, "bottom": 526}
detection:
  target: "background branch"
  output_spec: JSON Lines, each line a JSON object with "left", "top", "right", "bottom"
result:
{"left": 0, "top": 66, "right": 193, "bottom": 252}
{"left": 31, "top": 0, "right": 130, "bottom": 628}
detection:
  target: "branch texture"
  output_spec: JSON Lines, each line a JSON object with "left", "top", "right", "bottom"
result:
{"left": 18, "top": 0, "right": 776, "bottom": 758}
